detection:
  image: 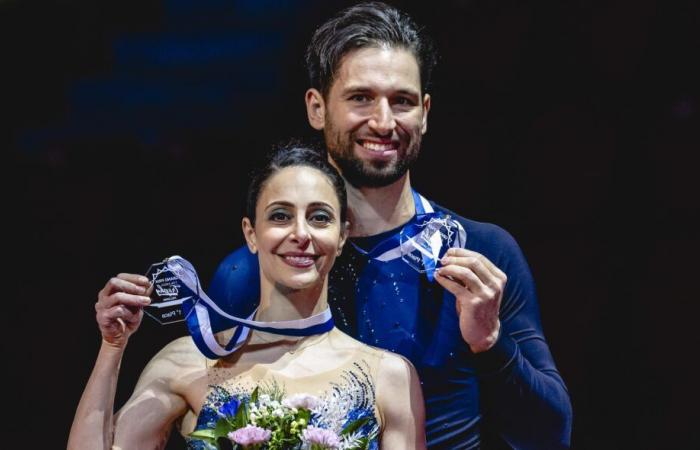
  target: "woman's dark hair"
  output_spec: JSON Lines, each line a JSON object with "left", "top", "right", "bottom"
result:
{"left": 246, "top": 144, "right": 347, "bottom": 226}
{"left": 305, "top": 1, "right": 437, "bottom": 98}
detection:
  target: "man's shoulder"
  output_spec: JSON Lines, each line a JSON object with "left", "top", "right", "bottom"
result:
{"left": 429, "top": 201, "right": 518, "bottom": 251}
{"left": 216, "top": 245, "right": 257, "bottom": 268}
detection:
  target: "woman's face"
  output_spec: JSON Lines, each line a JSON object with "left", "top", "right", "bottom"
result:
{"left": 242, "top": 166, "right": 347, "bottom": 291}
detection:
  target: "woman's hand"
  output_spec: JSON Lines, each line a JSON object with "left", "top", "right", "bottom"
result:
{"left": 95, "top": 273, "right": 152, "bottom": 347}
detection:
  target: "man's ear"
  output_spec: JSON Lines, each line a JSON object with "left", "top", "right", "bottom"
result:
{"left": 241, "top": 217, "right": 257, "bottom": 254}
{"left": 421, "top": 93, "right": 431, "bottom": 135}
{"left": 337, "top": 220, "right": 351, "bottom": 255}
{"left": 305, "top": 88, "right": 326, "bottom": 130}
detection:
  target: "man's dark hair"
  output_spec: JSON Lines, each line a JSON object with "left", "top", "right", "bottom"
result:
{"left": 246, "top": 143, "right": 348, "bottom": 226}
{"left": 305, "top": 2, "right": 437, "bottom": 97}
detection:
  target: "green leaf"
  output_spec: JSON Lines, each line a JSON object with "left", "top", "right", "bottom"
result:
{"left": 297, "top": 408, "right": 311, "bottom": 423}
{"left": 232, "top": 400, "right": 248, "bottom": 429}
{"left": 341, "top": 417, "right": 370, "bottom": 436}
{"left": 357, "top": 436, "right": 370, "bottom": 450}
{"left": 188, "top": 429, "right": 217, "bottom": 441}
{"left": 251, "top": 386, "right": 259, "bottom": 403}
{"left": 214, "top": 418, "right": 234, "bottom": 439}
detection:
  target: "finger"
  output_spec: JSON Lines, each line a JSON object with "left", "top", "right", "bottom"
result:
{"left": 97, "top": 291, "right": 151, "bottom": 310}
{"left": 445, "top": 248, "right": 507, "bottom": 281}
{"left": 103, "top": 304, "right": 139, "bottom": 323}
{"left": 99, "top": 276, "right": 150, "bottom": 299}
{"left": 434, "top": 269, "right": 468, "bottom": 297}
{"left": 117, "top": 273, "right": 152, "bottom": 289}
{"left": 435, "top": 264, "right": 488, "bottom": 296}
{"left": 440, "top": 255, "right": 499, "bottom": 289}
{"left": 116, "top": 318, "right": 127, "bottom": 334}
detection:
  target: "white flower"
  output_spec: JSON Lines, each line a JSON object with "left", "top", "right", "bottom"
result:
{"left": 283, "top": 393, "right": 322, "bottom": 410}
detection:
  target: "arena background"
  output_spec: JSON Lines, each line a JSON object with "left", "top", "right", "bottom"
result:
{"left": 5, "top": 0, "right": 698, "bottom": 448}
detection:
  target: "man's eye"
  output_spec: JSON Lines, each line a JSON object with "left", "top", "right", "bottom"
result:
{"left": 350, "top": 94, "right": 371, "bottom": 102}
{"left": 394, "top": 97, "right": 415, "bottom": 106}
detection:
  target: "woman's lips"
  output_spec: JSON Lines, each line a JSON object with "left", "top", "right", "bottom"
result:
{"left": 280, "top": 254, "right": 317, "bottom": 268}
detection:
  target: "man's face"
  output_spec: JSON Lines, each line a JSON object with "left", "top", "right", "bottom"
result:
{"left": 308, "top": 46, "right": 431, "bottom": 188}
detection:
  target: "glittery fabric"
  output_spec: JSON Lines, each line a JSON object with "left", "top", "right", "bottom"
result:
{"left": 209, "top": 202, "right": 572, "bottom": 449}
{"left": 186, "top": 361, "right": 379, "bottom": 449}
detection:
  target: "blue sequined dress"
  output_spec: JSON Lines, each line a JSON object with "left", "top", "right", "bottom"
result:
{"left": 185, "top": 329, "right": 383, "bottom": 450}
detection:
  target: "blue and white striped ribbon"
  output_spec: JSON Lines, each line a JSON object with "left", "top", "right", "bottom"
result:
{"left": 164, "top": 256, "right": 334, "bottom": 359}
{"left": 354, "top": 190, "right": 467, "bottom": 281}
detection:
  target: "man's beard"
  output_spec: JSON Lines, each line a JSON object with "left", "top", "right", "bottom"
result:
{"left": 325, "top": 126, "right": 421, "bottom": 189}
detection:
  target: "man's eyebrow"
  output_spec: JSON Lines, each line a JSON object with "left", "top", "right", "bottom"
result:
{"left": 341, "top": 86, "right": 420, "bottom": 97}
{"left": 341, "top": 86, "right": 372, "bottom": 94}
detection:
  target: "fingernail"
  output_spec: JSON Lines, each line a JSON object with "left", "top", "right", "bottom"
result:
{"left": 141, "top": 297, "right": 151, "bottom": 305}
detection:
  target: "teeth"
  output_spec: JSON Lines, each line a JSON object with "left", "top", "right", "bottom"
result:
{"left": 362, "top": 141, "right": 394, "bottom": 152}
{"left": 285, "top": 256, "right": 314, "bottom": 263}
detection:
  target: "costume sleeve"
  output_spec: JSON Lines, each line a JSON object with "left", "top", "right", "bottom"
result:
{"left": 207, "top": 246, "right": 260, "bottom": 333}
{"left": 470, "top": 226, "right": 573, "bottom": 449}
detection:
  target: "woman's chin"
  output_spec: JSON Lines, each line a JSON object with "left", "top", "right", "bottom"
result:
{"left": 278, "top": 273, "right": 323, "bottom": 292}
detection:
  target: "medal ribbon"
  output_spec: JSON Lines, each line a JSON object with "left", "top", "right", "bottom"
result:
{"left": 164, "top": 256, "right": 334, "bottom": 359}
{"left": 350, "top": 190, "right": 467, "bottom": 281}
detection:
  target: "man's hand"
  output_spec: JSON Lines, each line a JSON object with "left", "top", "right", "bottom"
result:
{"left": 434, "top": 248, "right": 507, "bottom": 353}
{"left": 95, "top": 273, "right": 152, "bottom": 347}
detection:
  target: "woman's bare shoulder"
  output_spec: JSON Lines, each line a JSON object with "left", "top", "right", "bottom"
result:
{"left": 143, "top": 336, "right": 210, "bottom": 377}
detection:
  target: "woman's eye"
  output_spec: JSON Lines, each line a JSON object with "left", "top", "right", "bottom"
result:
{"left": 269, "top": 211, "right": 290, "bottom": 222}
{"left": 309, "top": 212, "right": 332, "bottom": 225}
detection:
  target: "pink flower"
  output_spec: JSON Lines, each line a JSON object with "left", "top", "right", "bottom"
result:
{"left": 282, "top": 393, "right": 321, "bottom": 410}
{"left": 228, "top": 425, "right": 272, "bottom": 446}
{"left": 302, "top": 425, "right": 341, "bottom": 449}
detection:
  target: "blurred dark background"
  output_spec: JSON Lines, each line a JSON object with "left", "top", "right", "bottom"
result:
{"left": 4, "top": 0, "right": 698, "bottom": 448}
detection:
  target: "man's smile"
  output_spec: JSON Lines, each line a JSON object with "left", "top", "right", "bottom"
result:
{"left": 356, "top": 139, "right": 399, "bottom": 157}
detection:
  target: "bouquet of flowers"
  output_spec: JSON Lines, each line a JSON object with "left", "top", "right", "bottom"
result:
{"left": 189, "top": 385, "right": 378, "bottom": 450}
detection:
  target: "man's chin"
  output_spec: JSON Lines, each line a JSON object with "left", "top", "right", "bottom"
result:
{"left": 344, "top": 169, "right": 407, "bottom": 188}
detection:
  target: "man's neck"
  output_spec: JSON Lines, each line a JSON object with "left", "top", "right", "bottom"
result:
{"left": 346, "top": 173, "right": 415, "bottom": 237}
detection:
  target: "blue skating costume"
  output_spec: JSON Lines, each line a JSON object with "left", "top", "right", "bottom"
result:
{"left": 207, "top": 194, "right": 572, "bottom": 449}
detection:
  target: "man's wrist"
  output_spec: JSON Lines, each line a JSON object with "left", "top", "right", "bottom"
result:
{"left": 468, "top": 321, "right": 501, "bottom": 354}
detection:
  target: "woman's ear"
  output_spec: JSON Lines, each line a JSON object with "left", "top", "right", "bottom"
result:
{"left": 242, "top": 217, "right": 257, "bottom": 254}
{"left": 337, "top": 220, "right": 351, "bottom": 255}
{"left": 305, "top": 88, "right": 326, "bottom": 131}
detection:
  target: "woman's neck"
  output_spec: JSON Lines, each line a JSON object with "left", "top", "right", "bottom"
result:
{"left": 345, "top": 173, "right": 415, "bottom": 237}
{"left": 255, "top": 277, "right": 329, "bottom": 322}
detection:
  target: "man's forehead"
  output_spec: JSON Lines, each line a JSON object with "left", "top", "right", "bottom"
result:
{"left": 332, "top": 46, "right": 421, "bottom": 93}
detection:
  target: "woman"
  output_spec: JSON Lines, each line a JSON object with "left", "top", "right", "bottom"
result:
{"left": 68, "top": 146, "right": 426, "bottom": 449}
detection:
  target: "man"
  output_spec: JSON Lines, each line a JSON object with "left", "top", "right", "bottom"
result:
{"left": 209, "top": 3, "right": 572, "bottom": 448}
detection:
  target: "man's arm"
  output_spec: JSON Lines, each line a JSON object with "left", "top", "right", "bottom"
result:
{"left": 208, "top": 246, "right": 260, "bottom": 332}
{"left": 437, "top": 226, "right": 572, "bottom": 449}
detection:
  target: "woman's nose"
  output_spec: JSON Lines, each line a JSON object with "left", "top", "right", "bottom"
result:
{"left": 290, "top": 216, "right": 311, "bottom": 245}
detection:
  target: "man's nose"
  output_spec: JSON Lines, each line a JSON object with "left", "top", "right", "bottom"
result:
{"left": 368, "top": 98, "right": 396, "bottom": 135}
